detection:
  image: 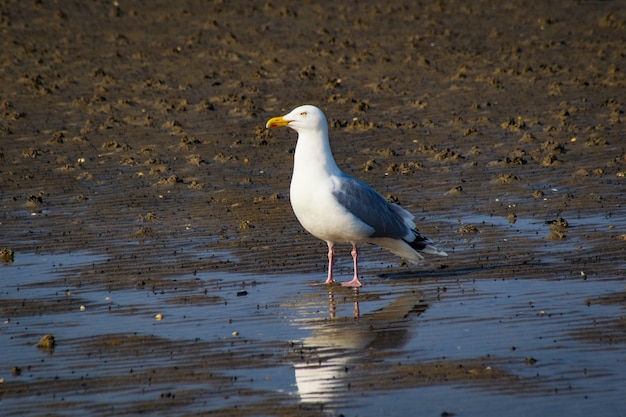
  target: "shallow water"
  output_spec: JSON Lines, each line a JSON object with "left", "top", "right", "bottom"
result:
{"left": 2, "top": 250, "right": 625, "bottom": 416}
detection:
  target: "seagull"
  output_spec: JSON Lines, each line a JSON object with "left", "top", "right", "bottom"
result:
{"left": 266, "top": 105, "right": 447, "bottom": 287}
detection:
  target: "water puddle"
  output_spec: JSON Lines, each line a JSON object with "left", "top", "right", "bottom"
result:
{"left": 1, "top": 251, "right": 625, "bottom": 416}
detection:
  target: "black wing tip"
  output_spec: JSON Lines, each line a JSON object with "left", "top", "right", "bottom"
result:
{"left": 406, "top": 230, "right": 447, "bottom": 256}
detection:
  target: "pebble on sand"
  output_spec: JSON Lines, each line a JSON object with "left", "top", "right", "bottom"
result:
{"left": 36, "top": 334, "right": 56, "bottom": 351}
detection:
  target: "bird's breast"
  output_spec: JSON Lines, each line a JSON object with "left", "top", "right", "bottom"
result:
{"left": 289, "top": 174, "right": 374, "bottom": 243}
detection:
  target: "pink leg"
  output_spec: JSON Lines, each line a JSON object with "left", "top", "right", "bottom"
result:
{"left": 325, "top": 243, "right": 335, "bottom": 284}
{"left": 342, "top": 244, "right": 363, "bottom": 287}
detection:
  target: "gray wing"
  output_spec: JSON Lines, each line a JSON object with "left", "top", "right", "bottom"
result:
{"left": 331, "top": 174, "right": 413, "bottom": 239}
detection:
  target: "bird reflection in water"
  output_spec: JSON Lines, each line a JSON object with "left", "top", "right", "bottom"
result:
{"left": 327, "top": 287, "right": 359, "bottom": 319}
{"left": 293, "top": 287, "right": 427, "bottom": 404}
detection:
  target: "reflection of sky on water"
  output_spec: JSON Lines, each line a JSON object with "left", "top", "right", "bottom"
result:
{"left": 2, "top": 251, "right": 626, "bottom": 416}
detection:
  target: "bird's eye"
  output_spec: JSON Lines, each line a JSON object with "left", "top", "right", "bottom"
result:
{"left": 300, "top": 112, "right": 307, "bottom": 117}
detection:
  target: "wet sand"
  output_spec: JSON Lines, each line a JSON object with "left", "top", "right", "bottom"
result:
{"left": 1, "top": 1, "right": 625, "bottom": 416}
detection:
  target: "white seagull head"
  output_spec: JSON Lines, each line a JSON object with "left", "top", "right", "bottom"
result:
{"left": 265, "top": 104, "right": 328, "bottom": 135}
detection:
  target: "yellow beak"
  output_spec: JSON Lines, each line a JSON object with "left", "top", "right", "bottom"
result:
{"left": 266, "top": 115, "right": 290, "bottom": 129}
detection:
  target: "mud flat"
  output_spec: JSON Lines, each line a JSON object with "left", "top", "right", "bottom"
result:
{"left": 1, "top": 1, "right": 625, "bottom": 416}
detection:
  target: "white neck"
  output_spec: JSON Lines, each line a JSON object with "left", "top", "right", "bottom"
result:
{"left": 292, "top": 129, "right": 342, "bottom": 181}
